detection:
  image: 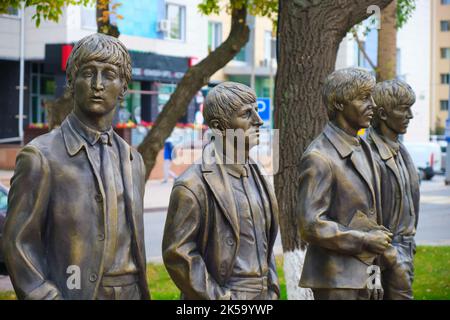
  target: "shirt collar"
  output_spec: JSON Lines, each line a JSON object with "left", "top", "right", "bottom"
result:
{"left": 380, "top": 134, "right": 400, "bottom": 156}
{"left": 329, "top": 122, "right": 361, "bottom": 149}
{"left": 225, "top": 163, "right": 249, "bottom": 178}
{"left": 68, "top": 112, "right": 113, "bottom": 146}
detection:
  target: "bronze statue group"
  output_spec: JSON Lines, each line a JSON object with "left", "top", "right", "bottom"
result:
{"left": 2, "top": 34, "right": 418, "bottom": 300}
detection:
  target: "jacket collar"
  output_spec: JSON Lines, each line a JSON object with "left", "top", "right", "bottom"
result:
{"left": 61, "top": 113, "right": 133, "bottom": 161}
{"left": 200, "top": 143, "right": 279, "bottom": 245}
{"left": 368, "top": 127, "right": 396, "bottom": 161}
{"left": 323, "top": 122, "right": 360, "bottom": 158}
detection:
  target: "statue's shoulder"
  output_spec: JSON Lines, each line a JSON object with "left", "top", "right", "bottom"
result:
{"left": 303, "top": 131, "right": 329, "bottom": 158}
{"left": 174, "top": 164, "right": 204, "bottom": 187}
{"left": 26, "top": 127, "right": 64, "bottom": 157}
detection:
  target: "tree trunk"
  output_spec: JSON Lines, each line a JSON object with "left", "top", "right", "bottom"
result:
{"left": 96, "top": 0, "right": 120, "bottom": 37}
{"left": 274, "top": 0, "right": 393, "bottom": 300}
{"left": 377, "top": 0, "right": 397, "bottom": 81}
{"left": 138, "top": 3, "right": 250, "bottom": 178}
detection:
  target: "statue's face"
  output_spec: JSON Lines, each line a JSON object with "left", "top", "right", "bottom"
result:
{"left": 383, "top": 104, "right": 414, "bottom": 135}
{"left": 73, "top": 60, "right": 124, "bottom": 117}
{"left": 341, "top": 92, "right": 375, "bottom": 130}
{"left": 226, "top": 101, "right": 263, "bottom": 150}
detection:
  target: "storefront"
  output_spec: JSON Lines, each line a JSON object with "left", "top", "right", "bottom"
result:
{"left": 0, "top": 43, "right": 200, "bottom": 144}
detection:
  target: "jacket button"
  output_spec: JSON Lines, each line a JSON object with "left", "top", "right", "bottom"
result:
{"left": 95, "top": 194, "right": 103, "bottom": 202}
{"left": 97, "top": 233, "right": 105, "bottom": 241}
{"left": 226, "top": 238, "right": 234, "bottom": 246}
{"left": 89, "top": 273, "right": 98, "bottom": 282}
{"left": 369, "top": 208, "right": 375, "bottom": 215}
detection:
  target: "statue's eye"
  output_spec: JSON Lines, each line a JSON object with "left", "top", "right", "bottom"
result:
{"left": 82, "top": 71, "right": 93, "bottom": 78}
{"left": 105, "top": 71, "right": 117, "bottom": 80}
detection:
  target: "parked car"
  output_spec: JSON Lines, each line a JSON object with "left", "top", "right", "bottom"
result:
{"left": 403, "top": 141, "right": 442, "bottom": 180}
{"left": 430, "top": 135, "right": 447, "bottom": 173}
{"left": 0, "top": 183, "right": 8, "bottom": 264}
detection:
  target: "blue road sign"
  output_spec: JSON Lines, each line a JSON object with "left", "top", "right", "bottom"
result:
{"left": 257, "top": 98, "right": 271, "bottom": 124}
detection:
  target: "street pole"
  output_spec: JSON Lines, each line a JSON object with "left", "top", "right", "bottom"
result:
{"left": 446, "top": 58, "right": 450, "bottom": 185}
{"left": 18, "top": 0, "right": 25, "bottom": 145}
{"left": 445, "top": 104, "right": 450, "bottom": 186}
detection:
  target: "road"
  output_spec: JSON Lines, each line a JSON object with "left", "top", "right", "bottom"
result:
{"left": 144, "top": 174, "right": 450, "bottom": 261}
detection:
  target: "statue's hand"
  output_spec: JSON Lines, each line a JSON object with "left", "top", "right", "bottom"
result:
{"left": 364, "top": 230, "right": 393, "bottom": 254}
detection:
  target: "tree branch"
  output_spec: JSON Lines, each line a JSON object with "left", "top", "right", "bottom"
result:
{"left": 137, "top": 3, "right": 250, "bottom": 178}
{"left": 351, "top": 29, "right": 377, "bottom": 70}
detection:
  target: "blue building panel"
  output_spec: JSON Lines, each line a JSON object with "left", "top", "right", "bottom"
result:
{"left": 116, "top": 0, "right": 165, "bottom": 39}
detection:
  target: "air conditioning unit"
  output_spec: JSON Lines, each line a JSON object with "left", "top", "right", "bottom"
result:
{"left": 158, "top": 20, "right": 170, "bottom": 33}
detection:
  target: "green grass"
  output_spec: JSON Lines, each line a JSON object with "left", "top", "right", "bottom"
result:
{"left": 412, "top": 246, "right": 450, "bottom": 300}
{"left": 0, "top": 246, "right": 449, "bottom": 300}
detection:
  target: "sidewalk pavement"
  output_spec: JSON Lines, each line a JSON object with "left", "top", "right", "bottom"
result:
{"left": 144, "top": 179, "right": 173, "bottom": 212}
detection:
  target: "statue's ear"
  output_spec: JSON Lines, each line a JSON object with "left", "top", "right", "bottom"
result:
{"left": 378, "top": 107, "right": 387, "bottom": 121}
{"left": 210, "top": 119, "right": 221, "bottom": 131}
{"left": 118, "top": 82, "right": 128, "bottom": 102}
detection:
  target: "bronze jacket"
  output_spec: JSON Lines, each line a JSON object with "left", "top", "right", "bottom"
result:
{"left": 298, "top": 123, "right": 383, "bottom": 289}
{"left": 162, "top": 143, "right": 280, "bottom": 300}
{"left": 366, "top": 128, "right": 420, "bottom": 233}
{"left": 3, "top": 118, "right": 150, "bottom": 300}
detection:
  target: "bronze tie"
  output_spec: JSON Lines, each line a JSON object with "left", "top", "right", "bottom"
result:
{"left": 99, "top": 133, "right": 118, "bottom": 269}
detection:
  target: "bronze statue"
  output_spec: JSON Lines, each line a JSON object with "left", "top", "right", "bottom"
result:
{"left": 3, "top": 33, "right": 150, "bottom": 300}
{"left": 297, "top": 68, "right": 393, "bottom": 300}
{"left": 162, "top": 82, "right": 280, "bottom": 300}
{"left": 365, "top": 79, "right": 420, "bottom": 300}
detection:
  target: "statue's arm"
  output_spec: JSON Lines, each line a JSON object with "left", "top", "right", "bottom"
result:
{"left": 297, "top": 151, "right": 367, "bottom": 255}
{"left": 162, "top": 184, "right": 231, "bottom": 300}
{"left": 3, "top": 145, "right": 62, "bottom": 300}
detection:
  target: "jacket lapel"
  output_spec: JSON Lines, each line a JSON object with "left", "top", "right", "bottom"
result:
{"left": 349, "top": 152, "right": 376, "bottom": 203}
{"left": 368, "top": 128, "right": 403, "bottom": 194}
{"left": 324, "top": 124, "right": 376, "bottom": 206}
{"left": 202, "top": 143, "right": 240, "bottom": 240}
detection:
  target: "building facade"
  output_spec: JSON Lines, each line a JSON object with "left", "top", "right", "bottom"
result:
{"left": 0, "top": 0, "right": 211, "bottom": 142}
{"left": 431, "top": 0, "right": 450, "bottom": 134}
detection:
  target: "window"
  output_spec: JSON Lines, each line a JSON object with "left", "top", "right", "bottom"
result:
{"left": 441, "top": 100, "right": 449, "bottom": 111}
{"left": 441, "top": 20, "right": 450, "bottom": 31}
{"left": 441, "top": 48, "right": 450, "bottom": 59}
{"left": 208, "top": 22, "right": 222, "bottom": 53}
{"left": 441, "top": 74, "right": 450, "bottom": 84}
{"left": 29, "top": 63, "right": 56, "bottom": 124}
{"left": 81, "top": 4, "right": 97, "bottom": 30}
{"left": 166, "top": 3, "right": 185, "bottom": 40}
{"left": 234, "top": 46, "right": 247, "bottom": 62}
{"left": 442, "top": 0, "right": 450, "bottom": 5}
{"left": 264, "top": 31, "right": 276, "bottom": 66}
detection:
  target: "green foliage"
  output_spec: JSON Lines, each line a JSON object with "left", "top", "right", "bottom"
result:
{"left": 198, "top": 0, "right": 277, "bottom": 20}
{"left": 397, "top": 0, "right": 416, "bottom": 29}
{"left": 0, "top": 0, "right": 92, "bottom": 26}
